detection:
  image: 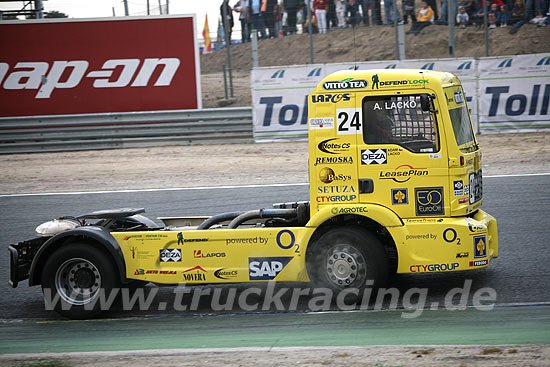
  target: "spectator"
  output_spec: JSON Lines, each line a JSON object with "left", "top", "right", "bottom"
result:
{"left": 335, "top": 0, "right": 346, "bottom": 27}
{"left": 235, "top": 0, "right": 251, "bottom": 43}
{"left": 248, "top": 0, "right": 267, "bottom": 39}
{"left": 264, "top": 0, "right": 278, "bottom": 38}
{"left": 274, "top": 2, "right": 282, "bottom": 35}
{"left": 426, "top": 0, "right": 439, "bottom": 19}
{"left": 328, "top": 0, "right": 338, "bottom": 28}
{"left": 403, "top": 0, "right": 417, "bottom": 24}
{"left": 360, "top": 0, "right": 376, "bottom": 25}
{"left": 220, "top": 0, "right": 234, "bottom": 41}
{"left": 473, "top": 5, "right": 486, "bottom": 26}
{"left": 284, "top": 0, "right": 298, "bottom": 34}
{"left": 346, "top": 0, "right": 361, "bottom": 25}
{"left": 463, "top": 0, "right": 478, "bottom": 19}
{"left": 457, "top": 5, "right": 469, "bottom": 26}
{"left": 488, "top": 9, "right": 497, "bottom": 26}
{"left": 407, "top": 0, "right": 434, "bottom": 33}
{"left": 384, "top": 0, "right": 402, "bottom": 23}
{"left": 499, "top": 3, "right": 512, "bottom": 25}
{"left": 438, "top": 0, "right": 458, "bottom": 24}
{"left": 314, "top": 0, "right": 328, "bottom": 33}
{"left": 374, "top": 0, "right": 384, "bottom": 24}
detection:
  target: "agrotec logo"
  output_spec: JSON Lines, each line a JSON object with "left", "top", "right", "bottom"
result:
{"left": 0, "top": 58, "right": 181, "bottom": 99}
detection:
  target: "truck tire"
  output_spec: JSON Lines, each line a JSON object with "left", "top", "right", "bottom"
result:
{"left": 41, "top": 243, "right": 120, "bottom": 319}
{"left": 306, "top": 227, "right": 389, "bottom": 293}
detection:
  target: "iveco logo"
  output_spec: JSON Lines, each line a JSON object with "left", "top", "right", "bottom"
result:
{"left": 0, "top": 58, "right": 181, "bottom": 99}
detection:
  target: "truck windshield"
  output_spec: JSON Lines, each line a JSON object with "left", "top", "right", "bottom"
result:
{"left": 445, "top": 86, "right": 476, "bottom": 149}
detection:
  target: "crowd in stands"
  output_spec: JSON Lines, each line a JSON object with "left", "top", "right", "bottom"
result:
{"left": 221, "top": 0, "right": 549, "bottom": 42}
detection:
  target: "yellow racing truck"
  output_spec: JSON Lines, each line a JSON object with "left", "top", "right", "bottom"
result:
{"left": 9, "top": 69, "right": 498, "bottom": 318}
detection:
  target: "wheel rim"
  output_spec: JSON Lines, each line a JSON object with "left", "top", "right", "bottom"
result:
{"left": 325, "top": 244, "right": 366, "bottom": 287}
{"left": 54, "top": 258, "right": 102, "bottom": 306}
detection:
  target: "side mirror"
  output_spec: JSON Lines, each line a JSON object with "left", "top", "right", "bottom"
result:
{"left": 420, "top": 94, "right": 431, "bottom": 112}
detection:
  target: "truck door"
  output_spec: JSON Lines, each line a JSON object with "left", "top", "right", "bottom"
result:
{"left": 355, "top": 92, "right": 450, "bottom": 218}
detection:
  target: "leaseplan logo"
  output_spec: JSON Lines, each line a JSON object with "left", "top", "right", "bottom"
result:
{"left": 271, "top": 69, "right": 285, "bottom": 78}
{"left": 497, "top": 58, "right": 513, "bottom": 68}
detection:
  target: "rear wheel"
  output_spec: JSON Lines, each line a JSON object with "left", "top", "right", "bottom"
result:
{"left": 41, "top": 243, "right": 120, "bottom": 319}
{"left": 307, "top": 227, "right": 389, "bottom": 293}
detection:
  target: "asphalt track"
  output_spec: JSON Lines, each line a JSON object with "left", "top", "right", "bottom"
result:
{"left": 1, "top": 174, "right": 550, "bottom": 353}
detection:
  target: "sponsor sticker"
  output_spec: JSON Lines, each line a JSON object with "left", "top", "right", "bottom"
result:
{"left": 214, "top": 268, "right": 238, "bottom": 280}
{"left": 159, "top": 249, "right": 182, "bottom": 262}
{"left": 323, "top": 79, "right": 368, "bottom": 90}
{"left": 392, "top": 188, "right": 408, "bottom": 205}
{"left": 249, "top": 257, "right": 293, "bottom": 280}
{"left": 361, "top": 149, "right": 387, "bottom": 165}
{"left": 415, "top": 187, "right": 444, "bottom": 216}
{"left": 309, "top": 117, "right": 335, "bottom": 130}
{"left": 454, "top": 180, "right": 464, "bottom": 197}
{"left": 470, "top": 259, "right": 488, "bottom": 266}
{"left": 474, "top": 235, "right": 487, "bottom": 258}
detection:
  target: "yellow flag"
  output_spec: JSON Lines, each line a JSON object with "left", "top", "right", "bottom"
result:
{"left": 202, "top": 13, "right": 212, "bottom": 53}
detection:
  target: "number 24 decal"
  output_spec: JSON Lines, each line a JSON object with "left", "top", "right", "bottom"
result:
{"left": 336, "top": 108, "right": 362, "bottom": 135}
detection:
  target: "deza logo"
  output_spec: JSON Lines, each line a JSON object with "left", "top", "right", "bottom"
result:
{"left": 249, "top": 257, "right": 292, "bottom": 280}
{"left": 0, "top": 58, "right": 181, "bottom": 99}
{"left": 361, "top": 149, "right": 387, "bottom": 165}
{"left": 159, "top": 249, "right": 182, "bottom": 262}
{"left": 322, "top": 78, "right": 368, "bottom": 90}
{"left": 311, "top": 93, "right": 350, "bottom": 103}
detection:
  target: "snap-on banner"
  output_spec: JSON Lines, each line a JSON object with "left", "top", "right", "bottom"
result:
{"left": 251, "top": 53, "right": 549, "bottom": 141}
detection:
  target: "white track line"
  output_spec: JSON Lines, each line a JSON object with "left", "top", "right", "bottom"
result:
{"left": 1, "top": 172, "right": 549, "bottom": 198}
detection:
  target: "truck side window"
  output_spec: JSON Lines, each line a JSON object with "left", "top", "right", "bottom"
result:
{"left": 362, "top": 94, "right": 439, "bottom": 153}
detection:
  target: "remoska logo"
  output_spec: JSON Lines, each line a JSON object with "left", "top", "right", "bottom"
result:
{"left": 193, "top": 250, "right": 226, "bottom": 258}
{"left": 214, "top": 268, "right": 238, "bottom": 280}
{"left": 409, "top": 263, "right": 459, "bottom": 272}
{"left": 0, "top": 58, "right": 181, "bottom": 99}
{"left": 249, "top": 257, "right": 293, "bottom": 280}
{"left": 159, "top": 249, "right": 182, "bottom": 262}
{"left": 361, "top": 149, "right": 387, "bottom": 165}
{"left": 379, "top": 164, "right": 428, "bottom": 182}
{"left": 318, "top": 138, "right": 351, "bottom": 154}
{"left": 319, "top": 167, "right": 352, "bottom": 184}
{"left": 323, "top": 78, "right": 368, "bottom": 90}
{"left": 314, "top": 156, "right": 353, "bottom": 166}
{"left": 311, "top": 93, "right": 350, "bottom": 103}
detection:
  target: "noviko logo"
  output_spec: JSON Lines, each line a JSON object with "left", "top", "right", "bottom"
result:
{"left": 498, "top": 58, "right": 513, "bottom": 68}
{"left": 537, "top": 56, "right": 550, "bottom": 66}
{"left": 457, "top": 61, "right": 472, "bottom": 70}
{"left": 421, "top": 62, "right": 435, "bottom": 70}
{"left": 271, "top": 69, "right": 285, "bottom": 78}
{"left": 0, "top": 58, "right": 181, "bottom": 99}
{"left": 385, "top": 64, "right": 397, "bottom": 69}
{"left": 307, "top": 67, "right": 322, "bottom": 77}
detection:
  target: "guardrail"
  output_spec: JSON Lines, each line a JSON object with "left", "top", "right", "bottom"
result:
{"left": 0, "top": 107, "right": 253, "bottom": 154}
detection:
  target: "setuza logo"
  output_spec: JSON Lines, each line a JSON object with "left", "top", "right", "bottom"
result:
{"left": 249, "top": 257, "right": 292, "bottom": 280}
{"left": 0, "top": 58, "right": 181, "bottom": 99}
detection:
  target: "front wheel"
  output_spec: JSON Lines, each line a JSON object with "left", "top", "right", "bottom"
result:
{"left": 41, "top": 243, "right": 120, "bottom": 319}
{"left": 306, "top": 227, "right": 389, "bottom": 293}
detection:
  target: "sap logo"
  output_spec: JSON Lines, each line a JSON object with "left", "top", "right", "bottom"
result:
{"left": 311, "top": 93, "right": 351, "bottom": 104}
{"left": 249, "top": 257, "right": 292, "bottom": 280}
{"left": 0, "top": 58, "right": 180, "bottom": 99}
{"left": 271, "top": 69, "right": 285, "bottom": 78}
{"left": 259, "top": 96, "right": 308, "bottom": 127}
{"left": 385, "top": 64, "right": 397, "bottom": 69}
{"left": 498, "top": 58, "right": 513, "bottom": 68}
{"left": 485, "top": 85, "right": 550, "bottom": 117}
{"left": 361, "top": 149, "right": 387, "bottom": 165}
{"left": 421, "top": 62, "right": 435, "bottom": 70}
{"left": 159, "top": 249, "right": 182, "bottom": 262}
{"left": 308, "top": 67, "right": 322, "bottom": 77}
{"left": 537, "top": 56, "right": 550, "bottom": 66}
{"left": 457, "top": 61, "right": 472, "bottom": 70}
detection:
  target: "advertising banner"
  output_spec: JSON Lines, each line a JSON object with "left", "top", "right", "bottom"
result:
{"left": 252, "top": 57, "right": 477, "bottom": 141}
{"left": 478, "top": 54, "right": 550, "bottom": 132}
{"left": 0, "top": 15, "right": 201, "bottom": 117}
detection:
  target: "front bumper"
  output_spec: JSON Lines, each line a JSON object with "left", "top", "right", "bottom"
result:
{"left": 8, "top": 237, "right": 46, "bottom": 288}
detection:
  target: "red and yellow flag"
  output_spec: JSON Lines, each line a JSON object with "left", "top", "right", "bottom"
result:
{"left": 202, "top": 13, "right": 212, "bottom": 53}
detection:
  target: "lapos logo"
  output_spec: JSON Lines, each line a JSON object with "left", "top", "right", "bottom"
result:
{"left": 0, "top": 58, "right": 181, "bottom": 99}
{"left": 319, "top": 167, "right": 352, "bottom": 184}
{"left": 311, "top": 93, "right": 350, "bottom": 103}
{"left": 193, "top": 250, "right": 226, "bottom": 258}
